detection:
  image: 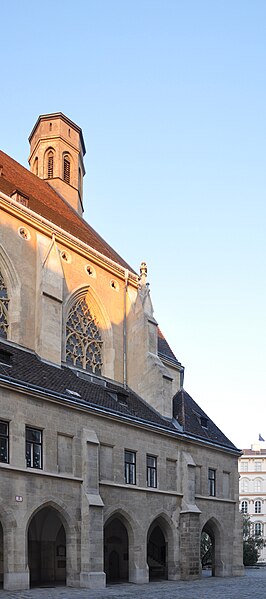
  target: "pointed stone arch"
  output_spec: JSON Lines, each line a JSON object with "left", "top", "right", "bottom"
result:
{"left": 26, "top": 499, "right": 75, "bottom": 588}
{"left": 44, "top": 146, "right": 55, "bottom": 179}
{"left": 104, "top": 509, "right": 135, "bottom": 584}
{"left": 201, "top": 516, "right": 224, "bottom": 577}
{"left": 0, "top": 244, "right": 21, "bottom": 343}
{"left": 63, "top": 285, "right": 114, "bottom": 379}
{"left": 146, "top": 512, "right": 176, "bottom": 581}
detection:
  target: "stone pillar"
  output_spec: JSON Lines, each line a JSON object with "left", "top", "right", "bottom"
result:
{"left": 79, "top": 429, "right": 105, "bottom": 589}
{"left": 4, "top": 526, "right": 29, "bottom": 590}
{"left": 179, "top": 512, "right": 201, "bottom": 580}
{"left": 128, "top": 533, "right": 149, "bottom": 584}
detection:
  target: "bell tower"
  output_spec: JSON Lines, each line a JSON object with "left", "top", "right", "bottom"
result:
{"left": 28, "top": 112, "right": 86, "bottom": 216}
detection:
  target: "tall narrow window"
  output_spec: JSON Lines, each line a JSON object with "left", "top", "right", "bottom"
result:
{"left": 0, "top": 420, "right": 9, "bottom": 463}
{"left": 26, "top": 426, "right": 42, "bottom": 469}
{"left": 47, "top": 151, "right": 54, "bottom": 178}
{"left": 254, "top": 522, "right": 262, "bottom": 536}
{"left": 66, "top": 296, "right": 102, "bottom": 374}
{"left": 0, "top": 270, "right": 9, "bottom": 339}
{"left": 125, "top": 450, "right": 136, "bottom": 485}
{"left": 241, "top": 500, "right": 248, "bottom": 514}
{"left": 208, "top": 468, "right": 216, "bottom": 496}
{"left": 34, "top": 157, "right": 38, "bottom": 176}
{"left": 63, "top": 155, "right": 71, "bottom": 184}
{"left": 147, "top": 455, "right": 157, "bottom": 488}
{"left": 255, "top": 500, "right": 262, "bottom": 514}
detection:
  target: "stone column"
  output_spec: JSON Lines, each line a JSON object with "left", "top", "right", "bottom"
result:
{"left": 179, "top": 511, "right": 201, "bottom": 579}
{"left": 4, "top": 526, "right": 29, "bottom": 590}
{"left": 128, "top": 531, "right": 149, "bottom": 584}
{"left": 79, "top": 429, "right": 105, "bottom": 589}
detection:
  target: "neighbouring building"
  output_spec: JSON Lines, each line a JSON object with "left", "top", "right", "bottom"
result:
{"left": 0, "top": 112, "right": 243, "bottom": 590}
{"left": 239, "top": 440, "right": 266, "bottom": 562}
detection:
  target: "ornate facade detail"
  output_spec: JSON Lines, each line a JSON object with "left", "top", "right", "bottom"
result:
{"left": 0, "top": 270, "right": 9, "bottom": 338}
{"left": 66, "top": 296, "right": 102, "bottom": 374}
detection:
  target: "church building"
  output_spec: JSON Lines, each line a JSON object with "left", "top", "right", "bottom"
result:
{"left": 0, "top": 113, "right": 243, "bottom": 590}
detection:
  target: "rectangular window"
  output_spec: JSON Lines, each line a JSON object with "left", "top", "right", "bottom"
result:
{"left": 147, "top": 455, "right": 157, "bottom": 488}
{"left": 124, "top": 450, "right": 136, "bottom": 485}
{"left": 0, "top": 420, "right": 9, "bottom": 463}
{"left": 26, "top": 427, "right": 42, "bottom": 469}
{"left": 208, "top": 468, "right": 216, "bottom": 496}
{"left": 240, "top": 461, "right": 248, "bottom": 472}
{"left": 254, "top": 461, "right": 262, "bottom": 472}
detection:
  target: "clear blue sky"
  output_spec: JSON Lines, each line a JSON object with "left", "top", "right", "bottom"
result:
{"left": 1, "top": 0, "right": 266, "bottom": 449}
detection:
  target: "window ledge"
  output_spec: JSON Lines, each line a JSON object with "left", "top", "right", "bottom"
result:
{"left": 0, "top": 462, "right": 82, "bottom": 482}
{"left": 100, "top": 480, "right": 182, "bottom": 496}
{"left": 195, "top": 494, "right": 236, "bottom": 503}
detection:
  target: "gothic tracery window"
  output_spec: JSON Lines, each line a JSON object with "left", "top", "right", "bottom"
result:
{"left": 66, "top": 297, "right": 102, "bottom": 374}
{"left": 0, "top": 270, "right": 9, "bottom": 339}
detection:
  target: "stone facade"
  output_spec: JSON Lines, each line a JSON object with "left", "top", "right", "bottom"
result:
{"left": 239, "top": 441, "right": 266, "bottom": 562}
{"left": 0, "top": 113, "right": 243, "bottom": 590}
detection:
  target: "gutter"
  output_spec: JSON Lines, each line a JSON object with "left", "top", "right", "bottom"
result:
{"left": 0, "top": 374, "right": 241, "bottom": 456}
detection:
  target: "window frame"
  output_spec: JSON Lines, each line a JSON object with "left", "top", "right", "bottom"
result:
{"left": 254, "top": 522, "right": 263, "bottom": 536}
{"left": 241, "top": 500, "right": 248, "bottom": 514}
{"left": 255, "top": 500, "right": 262, "bottom": 514}
{"left": 25, "top": 426, "right": 43, "bottom": 469}
{"left": 0, "top": 420, "right": 9, "bottom": 463}
{"left": 63, "top": 154, "right": 71, "bottom": 184}
{"left": 147, "top": 454, "right": 157, "bottom": 488}
{"left": 208, "top": 468, "right": 216, "bottom": 497}
{"left": 124, "top": 450, "right": 136, "bottom": 485}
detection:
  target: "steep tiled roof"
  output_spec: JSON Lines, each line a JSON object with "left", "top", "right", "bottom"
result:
{"left": 173, "top": 388, "right": 237, "bottom": 450}
{"left": 0, "top": 341, "right": 239, "bottom": 452}
{"left": 158, "top": 328, "right": 181, "bottom": 367}
{"left": 0, "top": 340, "right": 176, "bottom": 431}
{"left": 0, "top": 150, "right": 134, "bottom": 272}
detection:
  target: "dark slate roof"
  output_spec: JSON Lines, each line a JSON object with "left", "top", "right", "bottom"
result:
{"left": 0, "top": 340, "right": 176, "bottom": 432}
{"left": 158, "top": 328, "right": 182, "bottom": 367}
{"left": 0, "top": 150, "right": 134, "bottom": 272}
{"left": 0, "top": 340, "right": 239, "bottom": 452}
{"left": 173, "top": 388, "right": 237, "bottom": 451}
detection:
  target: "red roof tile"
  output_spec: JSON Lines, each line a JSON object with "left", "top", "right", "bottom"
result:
{"left": 0, "top": 150, "right": 134, "bottom": 272}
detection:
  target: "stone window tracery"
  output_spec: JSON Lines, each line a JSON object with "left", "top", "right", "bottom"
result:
{"left": 66, "top": 297, "right": 102, "bottom": 374}
{"left": 0, "top": 270, "right": 9, "bottom": 339}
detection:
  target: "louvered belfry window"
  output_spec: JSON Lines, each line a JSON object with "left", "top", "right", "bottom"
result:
{"left": 47, "top": 151, "right": 54, "bottom": 178}
{"left": 66, "top": 297, "right": 103, "bottom": 374}
{"left": 63, "top": 155, "right": 70, "bottom": 184}
{"left": 0, "top": 270, "right": 9, "bottom": 339}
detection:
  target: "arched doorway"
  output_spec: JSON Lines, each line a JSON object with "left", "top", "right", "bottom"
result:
{"left": 201, "top": 519, "right": 222, "bottom": 577}
{"left": 201, "top": 530, "right": 213, "bottom": 576}
{"left": 0, "top": 522, "right": 3, "bottom": 588}
{"left": 104, "top": 517, "right": 129, "bottom": 583}
{"left": 147, "top": 523, "right": 167, "bottom": 580}
{"left": 28, "top": 506, "right": 66, "bottom": 587}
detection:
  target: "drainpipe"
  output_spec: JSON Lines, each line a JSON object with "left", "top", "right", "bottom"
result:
{"left": 123, "top": 269, "right": 129, "bottom": 388}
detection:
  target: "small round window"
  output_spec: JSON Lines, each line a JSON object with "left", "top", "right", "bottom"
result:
{"left": 110, "top": 279, "right": 119, "bottom": 292}
{"left": 60, "top": 250, "right": 71, "bottom": 263}
{"left": 18, "top": 226, "right": 30, "bottom": 240}
{"left": 85, "top": 264, "right": 96, "bottom": 278}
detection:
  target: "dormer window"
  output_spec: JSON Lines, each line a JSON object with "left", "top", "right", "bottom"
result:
{"left": 47, "top": 151, "right": 54, "bottom": 178}
{"left": 63, "top": 155, "right": 71, "bottom": 184}
{"left": 200, "top": 416, "right": 208, "bottom": 429}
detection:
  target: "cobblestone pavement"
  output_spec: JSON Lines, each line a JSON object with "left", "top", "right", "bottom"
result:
{"left": 0, "top": 568, "right": 265, "bottom": 599}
